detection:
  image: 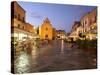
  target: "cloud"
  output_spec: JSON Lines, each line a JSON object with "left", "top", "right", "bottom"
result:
{"left": 30, "top": 12, "right": 43, "bottom": 19}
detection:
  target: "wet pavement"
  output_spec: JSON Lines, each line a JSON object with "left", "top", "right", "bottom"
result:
{"left": 14, "top": 40, "right": 97, "bottom": 74}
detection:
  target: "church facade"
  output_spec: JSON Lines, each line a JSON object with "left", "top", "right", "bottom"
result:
{"left": 39, "top": 18, "right": 53, "bottom": 40}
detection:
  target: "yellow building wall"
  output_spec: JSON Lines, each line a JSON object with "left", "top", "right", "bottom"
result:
{"left": 39, "top": 22, "right": 53, "bottom": 40}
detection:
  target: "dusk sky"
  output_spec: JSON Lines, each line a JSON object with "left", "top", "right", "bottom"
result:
{"left": 18, "top": 1, "right": 96, "bottom": 33}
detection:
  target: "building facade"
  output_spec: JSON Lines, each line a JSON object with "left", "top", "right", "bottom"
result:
{"left": 68, "top": 8, "right": 97, "bottom": 41}
{"left": 80, "top": 8, "right": 97, "bottom": 40}
{"left": 68, "top": 21, "right": 81, "bottom": 41}
{"left": 56, "top": 30, "right": 66, "bottom": 39}
{"left": 11, "top": 1, "right": 35, "bottom": 41}
{"left": 39, "top": 18, "right": 53, "bottom": 40}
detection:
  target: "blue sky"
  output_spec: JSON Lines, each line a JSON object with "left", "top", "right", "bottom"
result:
{"left": 18, "top": 1, "right": 96, "bottom": 33}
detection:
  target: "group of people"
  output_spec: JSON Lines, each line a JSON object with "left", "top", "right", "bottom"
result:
{"left": 66, "top": 42, "right": 78, "bottom": 49}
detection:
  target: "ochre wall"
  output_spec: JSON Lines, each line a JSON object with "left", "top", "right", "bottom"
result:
{"left": 39, "top": 19, "right": 53, "bottom": 40}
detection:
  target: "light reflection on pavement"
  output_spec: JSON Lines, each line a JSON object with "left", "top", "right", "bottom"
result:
{"left": 14, "top": 51, "right": 31, "bottom": 73}
{"left": 14, "top": 40, "right": 97, "bottom": 73}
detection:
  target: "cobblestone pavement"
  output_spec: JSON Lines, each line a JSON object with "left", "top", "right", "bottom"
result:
{"left": 14, "top": 40, "right": 97, "bottom": 74}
